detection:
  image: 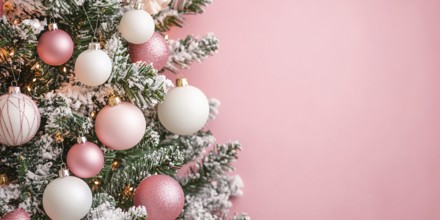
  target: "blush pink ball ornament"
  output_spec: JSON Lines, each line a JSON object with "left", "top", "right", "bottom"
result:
{"left": 128, "top": 32, "right": 170, "bottom": 70}
{"left": 95, "top": 96, "right": 146, "bottom": 150}
{"left": 2, "top": 208, "right": 31, "bottom": 220}
{"left": 37, "top": 23, "right": 74, "bottom": 66}
{"left": 134, "top": 175, "right": 184, "bottom": 220}
{"left": 0, "top": 87, "right": 41, "bottom": 146}
{"left": 67, "top": 137, "right": 104, "bottom": 178}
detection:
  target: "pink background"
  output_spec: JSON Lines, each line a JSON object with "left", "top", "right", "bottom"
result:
{"left": 169, "top": 0, "right": 440, "bottom": 219}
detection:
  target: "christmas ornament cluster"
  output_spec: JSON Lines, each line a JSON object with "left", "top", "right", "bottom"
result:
{"left": 0, "top": 1, "right": 212, "bottom": 219}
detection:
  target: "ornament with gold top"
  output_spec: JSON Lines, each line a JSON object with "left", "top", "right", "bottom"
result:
{"left": 95, "top": 95, "right": 146, "bottom": 150}
{"left": 158, "top": 78, "right": 210, "bottom": 135}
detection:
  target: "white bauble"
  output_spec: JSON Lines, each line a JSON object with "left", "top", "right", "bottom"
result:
{"left": 119, "top": 8, "right": 155, "bottom": 44}
{"left": 75, "top": 43, "right": 112, "bottom": 87}
{"left": 43, "top": 175, "right": 92, "bottom": 220}
{"left": 158, "top": 80, "right": 209, "bottom": 135}
{"left": 0, "top": 87, "right": 41, "bottom": 146}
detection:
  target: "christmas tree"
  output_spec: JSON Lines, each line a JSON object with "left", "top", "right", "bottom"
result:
{"left": 0, "top": 0, "right": 248, "bottom": 219}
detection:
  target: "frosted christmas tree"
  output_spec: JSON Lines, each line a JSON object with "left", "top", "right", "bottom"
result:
{"left": 0, "top": 0, "right": 248, "bottom": 219}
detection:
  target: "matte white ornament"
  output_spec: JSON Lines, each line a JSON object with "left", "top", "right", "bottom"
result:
{"left": 0, "top": 87, "right": 41, "bottom": 146}
{"left": 119, "top": 2, "right": 155, "bottom": 44}
{"left": 158, "top": 78, "right": 209, "bottom": 135}
{"left": 75, "top": 43, "right": 112, "bottom": 86}
{"left": 43, "top": 168, "right": 92, "bottom": 220}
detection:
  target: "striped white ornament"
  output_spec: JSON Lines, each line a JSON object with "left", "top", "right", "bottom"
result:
{"left": 0, "top": 87, "right": 41, "bottom": 146}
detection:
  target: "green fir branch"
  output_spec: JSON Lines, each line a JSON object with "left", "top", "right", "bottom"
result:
{"left": 167, "top": 33, "right": 219, "bottom": 73}
{"left": 180, "top": 142, "right": 241, "bottom": 195}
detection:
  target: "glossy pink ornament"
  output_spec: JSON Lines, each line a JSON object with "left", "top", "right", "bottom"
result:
{"left": 128, "top": 32, "right": 170, "bottom": 70}
{"left": 37, "top": 23, "right": 74, "bottom": 66}
{"left": 67, "top": 137, "right": 104, "bottom": 178}
{"left": 134, "top": 175, "right": 184, "bottom": 220}
{"left": 2, "top": 208, "right": 31, "bottom": 220}
{"left": 95, "top": 97, "right": 146, "bottom": 150}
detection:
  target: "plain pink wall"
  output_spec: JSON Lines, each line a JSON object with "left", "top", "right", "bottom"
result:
{"left": 169, "top": 0, "right": 440, "bottom": 219}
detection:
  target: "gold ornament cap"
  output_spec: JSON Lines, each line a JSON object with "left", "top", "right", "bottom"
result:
{"left": 108, "top": 95, "right": 122, "bottom": 106}
{"left": 48, "top": 23, "right": 59, "bottom": 31}
{"left": 58, "top": 167, "right": 70, "bottom": 177}
{"left": 176, "top": 78, "right": 188, "bottom": 87}
{"left": 0, "top": 174, "right": 9, "bottom": 185}
{"left": 8, "top": 86, "right": 21, "bottom": 94}
{"left": 77, "top": 136, "right": 88, "bottom": 144}
{"left": 88, "top": 42, "right": 101, "bottom": 50}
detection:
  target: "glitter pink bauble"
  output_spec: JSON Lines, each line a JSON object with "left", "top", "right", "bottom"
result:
{"left": 67, "top": 141, "right": 104, "bottom": 178}
{"left": 128, "top": 32, "right": 170, "bottom": 70}
{"left": 37, "top": 28, "right": 74, "bottom": 66}
{"left": 95, "top": 102, "right": 146, "bottom": 150}
{"left": 134, "top": 175, "right": 184, "bottom": 220}
{"left": 2, "top": 208, "right": 31, "bottom": 220}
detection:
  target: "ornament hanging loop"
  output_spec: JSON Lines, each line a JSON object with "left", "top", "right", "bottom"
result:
{"left": 10, "top": 80, "right": 18, "bottom": 87}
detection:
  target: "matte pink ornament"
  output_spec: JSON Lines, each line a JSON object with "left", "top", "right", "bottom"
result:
{"left": 95, "top": 99, "right": 146, "bottom": 150}
{"left": 2, "top": 208, "right": 31, "bottom": 220}
{"left": 128, "top": 32, "right": 170, "bottom": 70}
{"left": 134, "top": 175, "right": 184, "bottom": 220}
{"left": 37, "top": 23, "right": 74, "bottom": 66}
{"left": 67, "top": 137, "right": 104, "bottom": 178}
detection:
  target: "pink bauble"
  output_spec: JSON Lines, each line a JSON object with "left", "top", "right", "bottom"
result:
{"left": 67, "top": 139, "right": 104, "bottom": 178}
{"left": 2, "top": 208, "right": 31, "bottom": 220}
{"left": 0, "top": 87, "right": 41, "bottom": 146}
{"left": 128, "top": 32, "right": 170, "bottom": 70}
{"left": 95, "top": 102, "right": 146, "bottom": 150}
{"left": 37, "top": 24, "right": 74, "bottom": 66}
{"left": 134, "top": 175, "right": 184, "bottom": 220}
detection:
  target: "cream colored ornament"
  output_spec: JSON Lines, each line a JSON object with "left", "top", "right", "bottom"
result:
{"left": 120, "top": 1, "right": 155, "bottom": 44}
{"left": 143, "top": 0, "right": 171, "bottom": 15}
{"left": 158, "top": 78, "right": 210, "bottom": 135}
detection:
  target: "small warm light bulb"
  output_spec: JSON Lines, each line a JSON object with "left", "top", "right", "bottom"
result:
{"left": 27, "top": 86, "right": 31, "bottom": 92}
{"left": 32, "top": 78, "right": 37, "bottom": 82}
{"left": 63, "top": 67, "right": 67, "bottom": 73}
{"left": 9, "top": 51, "right": 15, "bottom": 57}
{"left": 36, "top": 63, "right": 40, "bottom": 69}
